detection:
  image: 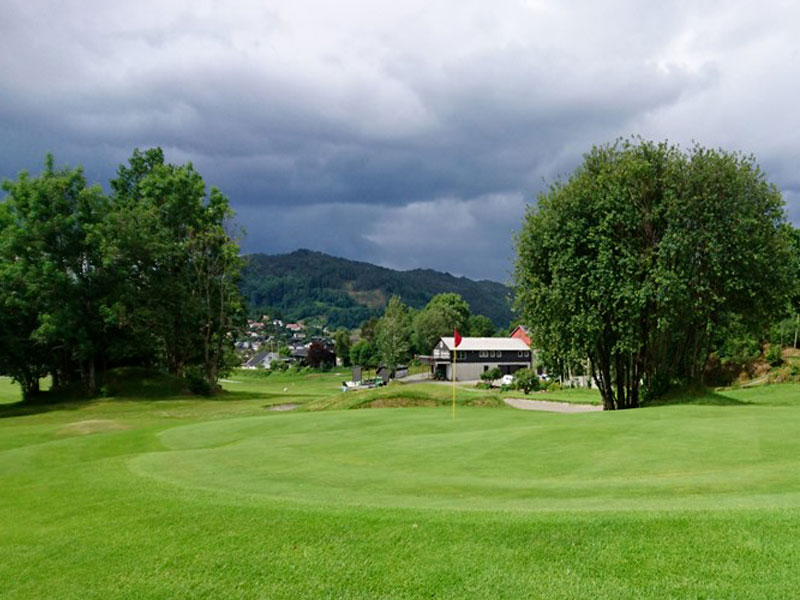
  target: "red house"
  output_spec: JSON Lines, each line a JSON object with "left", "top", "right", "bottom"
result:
{"left": 509, "top": 325, "right": 531, "bottom": 347}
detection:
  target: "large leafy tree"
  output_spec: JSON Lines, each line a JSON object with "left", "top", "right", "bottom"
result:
{"left": 514, "top": 139, "right": 796, "bottom": 410}
{"left": 106, "top": 148, "right": 244, "bottom": 386}
{"left": 468, "top": 314, "right": 495, "bottom": 337}
{"left": 0, "top": 156, "right": 109, "bottom": 397}
{"left": 334, "top": 329, "right": 352, "bottom": 366}
{"left": 0, "top": 149, "right": 245, "bottom": 400}
{"left": 412, "top": 293, "right": 471, "bottom": 353}
{"left": 375, "top": 295, "right": 412, "bottom": 370}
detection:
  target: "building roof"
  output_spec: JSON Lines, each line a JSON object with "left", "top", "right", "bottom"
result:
{"left": 245, "top": 351, "right": 269, "bottom": 367}
{"left": 439, "top": 337, "right": 530, "bottom": 351}
{"left": 510, "top": 325, "right": 532, "bottom": 345}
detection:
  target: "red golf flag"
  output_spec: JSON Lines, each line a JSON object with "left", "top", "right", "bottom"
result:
{"left": 454, "top": 328, "right": 462, "bottom": 348}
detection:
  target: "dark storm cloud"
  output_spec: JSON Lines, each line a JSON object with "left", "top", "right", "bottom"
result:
{"left": 1, "top": 0, "right": 798, "bottom": 280}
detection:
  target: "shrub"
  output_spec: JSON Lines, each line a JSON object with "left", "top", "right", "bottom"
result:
{"left": 766, "top": 344, "right": 784, "bottom": 367}
{"left": 270, "top": 360, "right": 289, "bottom": 372}
{"left": 512, "top": 368, "right": 539, "bottom": 394}
{"left": 185, "top": 366, "right": 213, "bottom": 396}
{"left": 480, "top": 367, "right": 502, "bottom": 384}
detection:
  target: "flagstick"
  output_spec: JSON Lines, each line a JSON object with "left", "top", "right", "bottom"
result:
{"left": 452, "top": 345, "right": 456, "bottom": 421}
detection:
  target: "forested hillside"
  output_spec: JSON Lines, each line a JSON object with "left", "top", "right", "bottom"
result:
{"left": 240, "top": 250, "right": 513, "bottom": 328}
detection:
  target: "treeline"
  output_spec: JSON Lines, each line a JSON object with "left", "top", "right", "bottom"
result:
{"left": 0, "top": 149, "right": 244, "bottom": 400}
{"left": 334, "top": 292, "right": 499, "bottom": 369}
{"left": 240, "top": 249, "right": 514, "bottom": 329}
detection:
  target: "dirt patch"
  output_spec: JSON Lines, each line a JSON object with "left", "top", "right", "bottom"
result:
{"left": 503, "top": 398, "right": 602, "bottom": 413}
{"left": 365, "top": 398, "right": 437, "bottom": 408}
{"left": 344, "top": 282, "right": 387, "bottom": 309}
{"left": 266, "top": 403, "right": 298, "bottom": 411}
{"left": 58, "top": 419, "right": 130, "bottom": 436}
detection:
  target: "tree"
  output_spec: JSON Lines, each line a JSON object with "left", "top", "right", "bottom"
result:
{"left": 334, "top": 329, "right": 352, "bottom": 366}
{"left": 412, "top": 293, "right": 471, "bottom": 354}
{"left": 427, "top": 293, "right": 471, "bottom": 332}
{"left": 107, "top": 148, "right": 244, "bottom": 388}
{"left": 0, "top": 156, "right": 110, "bottom": 398}
{"left": 514, "top": 139, "right": 796, "bottom": 410}
{"left": 359, "top": 317, "right": 379, "bottom": 343}
{"left": 0, "top": 149, "right": 245, "bottom": 400}
{"left": 468, "top": 314, "right": 495, "bottom": 337}
{"left": 512, "top": 368, "right": 539, "bottom": 394}
{"left": 350, "top": 340, "right": 378, "bottom": 368}
{"left": 306, "top": 341, "right": 335, "bottom": 369}
{"left": 187, "top": 187, "right": 246, "bottom": 385}
{"left": 375, "top": 296, "right": 412, "bottom": 370}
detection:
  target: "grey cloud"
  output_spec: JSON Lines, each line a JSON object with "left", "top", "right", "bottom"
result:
{"left": 1, "top": 1, "right": 799, "bottom": 280}
{"left": 236, "top": 193, "right": 526, "bottom": 281}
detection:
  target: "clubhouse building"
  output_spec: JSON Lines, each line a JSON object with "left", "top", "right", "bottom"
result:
{"left": 427, "top": 336, "right": 533, "bottom": 381}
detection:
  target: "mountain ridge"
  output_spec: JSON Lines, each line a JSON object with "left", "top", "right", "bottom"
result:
{"left": 239, "top": 249, "right": 514, "bottom": 329}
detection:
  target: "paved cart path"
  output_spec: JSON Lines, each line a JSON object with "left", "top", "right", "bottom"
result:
{"left": 503, "top": 397, "right": 602, "bottom": 413}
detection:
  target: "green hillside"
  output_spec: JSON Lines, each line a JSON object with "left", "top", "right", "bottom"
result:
{"left": 239, "top": 249, "right": 513, "bottom": 328}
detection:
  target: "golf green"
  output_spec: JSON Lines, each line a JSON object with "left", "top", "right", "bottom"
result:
{"left": 131, "top": 406, "right": 800, "bottom": 512}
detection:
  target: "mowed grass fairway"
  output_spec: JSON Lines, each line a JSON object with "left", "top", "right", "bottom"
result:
{"left": 3, "top": 373, "right": 800, "bottom": 598}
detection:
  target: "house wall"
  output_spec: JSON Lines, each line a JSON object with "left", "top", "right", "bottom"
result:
{"left": 442, "top": 361, "right": 530, "bottom": 381}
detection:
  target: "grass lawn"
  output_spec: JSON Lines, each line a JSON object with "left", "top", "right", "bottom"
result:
{"left": 0, "top": 376, "right": 21, "bottom": 404}
{"left": 501, "top": 385, "right": 603, "bottom": 405}
{"left": 3, "top": 372, "right": 800, "bottom": 598}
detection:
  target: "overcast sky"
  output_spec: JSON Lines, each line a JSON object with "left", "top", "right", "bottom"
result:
{"left": 1, "top": 1, "right": 798, "bottom": 281}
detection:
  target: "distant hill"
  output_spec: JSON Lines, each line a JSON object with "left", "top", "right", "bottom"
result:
{"left": 240, "top": 249, "right": 514, "bottom": 329}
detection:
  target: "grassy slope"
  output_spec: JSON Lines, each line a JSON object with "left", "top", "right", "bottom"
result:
{"left": 3, "top": 374, "right": 800, "bottom": 598}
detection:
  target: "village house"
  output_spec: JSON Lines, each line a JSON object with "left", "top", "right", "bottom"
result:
{"left": 244, "top": 351, "right": 282, "bottom": 369}
{"left": 429, "top": 337, "right": 532, "bottom": 381}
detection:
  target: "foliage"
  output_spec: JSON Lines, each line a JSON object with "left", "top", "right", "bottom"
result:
{"left": 480, "top": 367, "right": 502, "bottom": 383}
{"left": 412, "top": 293, "right": 472, "bottom": 354}
{"left": 468, "top": 314, "right": 495, "bottom": 337}
{"left": 270, "top": 359, "right": 289, "bottom": 372}
{"left": 239, "top": 249, "right": 513, "bottom": 329}
{"left": 769, "top": 315, "right": 799, "bottom": 349}
{"left": 350, "top": 340, "right": 378, "bottom": 368}
{"left": 375, "top": 296, "right": 412, "bottom": 370}
{"left": 0, "top": 156, "right": 110, "bottom": 398}
{"left": 0, "top": 150, "right": 244, "bottom": 399}
{"left": 766, "top": 344, "right": 784, "bottom": 367}
{"left": 107, "top": 148, "right": 245, "bottom": 386}
{"left": 512, "top": 368, "right": 539, "bottom": 394}
{"left": 184, "top": 365, "right": 214, "bottom": 396}
{"left": 306, "top": 341, "right": 335, "bottom": 369}
{"left": 515, "top": 138, "right": 796, "bottom": 410}
{"left": 334, "top": 329, "right": 352, "bottom": 366}
{"left": 359, "top": 317, "right": 379, "bottom": 342}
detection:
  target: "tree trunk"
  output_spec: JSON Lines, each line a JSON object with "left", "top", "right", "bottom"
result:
{"left": 21, "top": 375, "right": 41, "bottom": 402}
{"left": 88, "top": 359, "right": 96, "bottom": 396}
